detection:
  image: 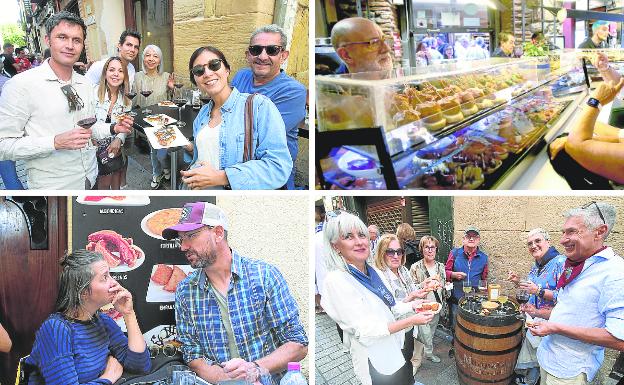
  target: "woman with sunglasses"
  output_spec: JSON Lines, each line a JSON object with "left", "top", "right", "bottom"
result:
{"left": 24, "top": 250, "right": 150, "bottom": 384}
{"left": 179, "top": 46, "right": 291, "bottom": 190}
{"left": 410, "top": 236, "right": 449, "bottom": 370}
{"left": 321, "top": 212, "right": 434, "bottom": 385}
{"left": 92, "top": 57, "right": 134, "bottom": 190}
{"left": 133, "top": 44, "right": 175, "bottom": 189}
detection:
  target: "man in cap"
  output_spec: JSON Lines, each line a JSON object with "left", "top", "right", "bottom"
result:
{"left": 445, "top": 225, "right": 489, "bottom": 357}
{"left": 368, "top": 224, "right": 380, "bottom": 263}
{"left": 163, "top": 202, "right": 308, "bottom": 384}
{"left": 578, "top": 20, "right": 610, "bottom": 49}
{"left": 330, "top": 17, "right": 394, "bottom": 74}
{"left": 529, "top": 201, "right": 624, "bottom": 385}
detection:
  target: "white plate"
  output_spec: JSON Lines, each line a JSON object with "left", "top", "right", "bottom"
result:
{"left": 143, "top": 324, "right": 178, "bottom": 346}
{"left": 144, "top": 125, "right": 191, "bottom": 150}
{"left": 76, "top": 196, "right": 151, "bottom": 206}
{"left": 143, "top": 113, "right": 178, "bottom": 126}
{"left": 336, "top": 150, "right": 381, "bottom": 179}
{"left": 157, "top": 101, "right": 178, "bottom": 108}
{"left": 146, "top": 264, "right": 194, "bottom": 303}
{"left": 414, "top": 302, "right": 443, "bottom": 315}
{"left": 140, "top": 208, "right": 183, "bottom": 240}
{"left": 85, "top": 236, "right": 145, "bottom": 273}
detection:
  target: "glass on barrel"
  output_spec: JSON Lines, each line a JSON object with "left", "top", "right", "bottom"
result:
{"left": 459, "top": 293, "right": 520, "bottom": 317}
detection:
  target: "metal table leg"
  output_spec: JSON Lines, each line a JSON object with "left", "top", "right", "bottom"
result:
{"left": 171, "top": 149, "right": 177, "bottom": 190}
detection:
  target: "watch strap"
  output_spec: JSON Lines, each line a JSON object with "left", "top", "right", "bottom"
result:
{"left": 587, "top": 97, "right": 602, "bottom": 110}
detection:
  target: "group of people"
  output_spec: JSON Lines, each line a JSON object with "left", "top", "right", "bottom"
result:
{"left": 315, "top": 201, "right": 624, "bottom": 385}
{"left": 6, "top": 201, "right": 307, "bottom": 384}
{"left": 0, "top": 10, "right": 306, "bottom": 190}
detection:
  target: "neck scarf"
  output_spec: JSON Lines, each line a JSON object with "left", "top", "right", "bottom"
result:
{"left": 556, "top": 246, "right": 607, "bottom": 289}
{"left": 536, "top": 246, "right": 560, "bottom": 276}
{"left": 348, "top": 263, "right": 396, "bottom": 308}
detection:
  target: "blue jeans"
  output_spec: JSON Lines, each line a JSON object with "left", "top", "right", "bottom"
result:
{"left": 150, "top": 148, "right": 169, "bottom": 177}
{"left": 0, "top": 160, "right": 24, "bottom": 189}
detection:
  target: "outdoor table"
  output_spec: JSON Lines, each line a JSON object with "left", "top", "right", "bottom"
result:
{"left": 133, "top": 103, "right": 199, "bottom": 190}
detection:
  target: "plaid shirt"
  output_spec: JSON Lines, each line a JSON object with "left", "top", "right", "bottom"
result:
{"left": 175, "top": 250, "right": 308, "bottom": 367}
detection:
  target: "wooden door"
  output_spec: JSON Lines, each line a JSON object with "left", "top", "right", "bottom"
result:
{"left": 0, "top": 197, "right": 67, "bottom": 385}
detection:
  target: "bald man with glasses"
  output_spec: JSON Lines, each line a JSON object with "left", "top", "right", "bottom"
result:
{"left": 331, "top": 17, "right": 394, "bottom": 74}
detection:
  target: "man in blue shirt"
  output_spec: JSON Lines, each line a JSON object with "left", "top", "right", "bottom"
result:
{"left": 163, "top": 201, "right": 308, "bottom": 384}
{"left": 231, "top": 25, "right": 307, "bottom": 190}
{"left": 531, "top": 201, "right": 624, "bottom": 385}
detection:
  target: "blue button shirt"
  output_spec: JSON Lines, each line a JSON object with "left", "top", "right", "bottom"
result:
{"left": 175, "top": 251, "right": 308, "bottom": 380}
{"left": 537, "top": 247, "right": 624, "bottom": 381}
{"left": 189, "top": 87, "right": 292, "bottom": 189}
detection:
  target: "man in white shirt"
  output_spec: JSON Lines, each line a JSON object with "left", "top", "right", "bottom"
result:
{"left": 0, "top": 11, "right": 133, "bottom": 190}
{"left": 85, "top": 30, "right": 141, "bottom": 86}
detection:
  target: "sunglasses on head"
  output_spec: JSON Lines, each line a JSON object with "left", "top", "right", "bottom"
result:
{"left": 248, "top": 45, "right": 283, "bottom": 56}
{"left": 191, "top": 59, "right": 223, "bottom": 77}
{"left": 581, "top": 201, "right": 606, "bottom": 225}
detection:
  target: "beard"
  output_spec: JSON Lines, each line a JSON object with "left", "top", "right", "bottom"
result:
{"left": 188, "top": 248, "right": 217, "bottom": 269}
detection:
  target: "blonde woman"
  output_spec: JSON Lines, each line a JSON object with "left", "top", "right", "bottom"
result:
{"left": 321, "top": 211, "right": 434, "bottom": 385}
{"left": 396, "top": 223, "right": 421, "bottom": 269}
{"left": 410, "top": 235, "right": 449, "bottom": 368}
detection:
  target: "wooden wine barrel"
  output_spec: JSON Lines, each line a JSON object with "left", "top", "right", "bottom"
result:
{"left": 454, "top": 298, "right": 523, "bottom": 385}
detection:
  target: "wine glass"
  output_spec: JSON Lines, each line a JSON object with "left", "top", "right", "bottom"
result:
{"left": 124, "top": 89, "right": 137, "bottom": 117}
{"left": 172, "top": 89, "right": 188, "bottom": 128}
{"left": 173, "top": 73, "right": 184, "bottom": 94}
{"left": 140, "top": 78, "right": 153, "bottom": 114}
{"left": 199, "top": 90, "right": 211, "bottom": 105}
{"left": 75, "top": 109, "right": 97, "bottom": 150}
{"left": 478, "top": 279, "right": 488, "bottom": 296}
{"left": 515, "top": 288, "right": 530, "bottom": 319}
{"left": 462, "top": 280, "right": 472, "bottom": 299}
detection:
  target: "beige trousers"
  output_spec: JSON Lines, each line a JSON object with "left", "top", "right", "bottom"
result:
{"left": 540, "top": 368, "right": 588, "bottom": 385}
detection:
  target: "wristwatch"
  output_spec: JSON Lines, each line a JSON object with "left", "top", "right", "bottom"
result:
{"left": 587, "top": 97, "right": 602, "bottom": 110}
{"left": 538, "top": 288, "right": 546, "bottom": 298}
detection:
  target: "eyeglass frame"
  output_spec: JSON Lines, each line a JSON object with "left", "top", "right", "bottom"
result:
{"left": 526, "top": 238, "right": 544, "bottom": 248}
{"left": 423, "top": 245, "right": 437, "bottom": 250}
{"left": 148, "top": 343, "right": 181, "bottom": 359}
{"left": 248, "top": 45, "right": 283, "bottom": 56}
{"left": 385, "top": 248, "right": 404, "bottom": 257}
{"left": 326, "top": 209, "right": 359, "bottom": 218}
{"left": 191, "top": 59, "right": 224, "bottom": 77}
{"left": 339, "top": 36, "right": 393, "bottom": 51}
{"left": 581, "top": 201, "right": 606, "bottom": 225}
{"left": 175, "top": 225, "right": 214, "bottom": 243}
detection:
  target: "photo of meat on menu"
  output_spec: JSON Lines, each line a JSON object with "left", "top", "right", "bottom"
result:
{"left": 72, "top": 196, "right": 216, "bottom": 336}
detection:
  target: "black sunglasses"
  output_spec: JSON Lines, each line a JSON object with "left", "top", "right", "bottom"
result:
{"left": 385, "top": 248, "right": 404, "bottom": 257}
{"left": 582, "top": 201, "right": 606, "bottom": 225}
{"left": 326, "top": 209, "right": 359, "bottom": 218}
{"left": 191, "top": 59, "right": 223, "bottom": 77}
{"left": 248, "top": 45, "right": 283, "bottom": 56}
{"left": 60, "top": 84, "right": 84, "bottom": 112}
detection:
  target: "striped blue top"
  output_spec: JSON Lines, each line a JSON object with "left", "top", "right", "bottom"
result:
{"left": 175, "top": 251, "right": 308, "bottom": 373}
{"left": 26, "top": 312, "right": 151, "bottom": 385}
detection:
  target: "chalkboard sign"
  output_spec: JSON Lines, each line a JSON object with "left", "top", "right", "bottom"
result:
{"left": 71, "top": 196, "right": 216, "bottom": 354}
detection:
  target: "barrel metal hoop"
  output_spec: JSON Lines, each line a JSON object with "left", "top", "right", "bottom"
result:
{"left": 455, "top": 337, "right": 522, "bottom": 356}
{"left": 457, "top": 365, "right": 516, "bottom": 384}
{"left": 457, "top": 318, "right": 523, "bottom": 339}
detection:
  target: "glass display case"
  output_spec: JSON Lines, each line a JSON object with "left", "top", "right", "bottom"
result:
{"left": 316, "top": 54, "right": 589, "bottom": 190}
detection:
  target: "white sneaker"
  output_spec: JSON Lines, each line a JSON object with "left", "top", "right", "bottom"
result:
{"left": 426, "top": 354, "right": 441, "bottom": 363}
{"left": 150, "top": 175, "right": 161, "bottom": 189}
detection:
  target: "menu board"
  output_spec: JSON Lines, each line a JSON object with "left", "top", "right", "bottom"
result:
{"left": 71, "top": 196, "right": 216, "bottom": 348}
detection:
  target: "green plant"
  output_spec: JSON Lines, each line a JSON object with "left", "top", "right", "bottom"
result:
{"left": 523, "top": 41, "right": 549, "bottom": 57}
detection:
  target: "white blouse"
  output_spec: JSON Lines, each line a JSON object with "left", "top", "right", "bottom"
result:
{"left": 322, "top": 269, "right": 414, "bottom": 385}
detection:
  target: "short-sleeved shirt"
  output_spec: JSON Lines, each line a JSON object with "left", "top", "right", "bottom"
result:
{"left": 537, "top": 247, "right": 624, "bottom": 381}
{"left": 1, "top": 54, "right": 17, "bottom": 77}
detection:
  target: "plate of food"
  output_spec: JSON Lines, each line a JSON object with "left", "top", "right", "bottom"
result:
{"left": 76, "top": 196, "right": 151, "bottom": 206}
{"left": 141, "top": 208, "right": 184, "bottom": 240}
{"left": 415, "top": 301, "right": 442, "bottom": 314}
{"left": 143, "top": 114, "right": 177, "bottom": 126}
{"left": 146, "top": 264, "right": 194, "bottom": 302}
{"left": 85, "top": 229, "right": 145, "bottom": 272}
{"left": 144, "top": 125, "right": 191, "bottom": 149}
{"left": 337, "top": 151, "right": 381, "bottom": 179}
{"left": 157, "top": 101, "right": 178, "bottom": 108}
{"left": 481, "top": 301, "right": 500, "bottom": 310}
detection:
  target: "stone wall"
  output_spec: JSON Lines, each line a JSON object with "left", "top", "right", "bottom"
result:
{"left": 80, "top": 0, "right": 126, "bottom": 62}
{"left": 172, "top": 0, "right": 308, "bottom": 88}
{"left": 454, "top": 196, "right": 624, "bottom": 384}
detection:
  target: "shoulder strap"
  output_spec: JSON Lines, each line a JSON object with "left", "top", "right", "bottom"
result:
{"left": 423, "top": 266, "right": 443, "bottom": 304}
{"left": 243, "top": 94, "right": 256, "bottom": 162}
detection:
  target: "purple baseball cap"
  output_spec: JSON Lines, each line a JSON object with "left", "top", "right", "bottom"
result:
{"left": 162, "top": 202, "right": 228, "bottom": 240}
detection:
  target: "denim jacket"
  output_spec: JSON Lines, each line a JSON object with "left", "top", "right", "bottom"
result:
{"left": 188, "top": 87, "right": 292, "bottom": 189}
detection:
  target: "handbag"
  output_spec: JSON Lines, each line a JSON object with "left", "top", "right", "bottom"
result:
{"left": 96, "top": 137, "right": 124, "bottom": 176}
{"left": 114, "top": 354, "right": 187, "bottom": 385}
{"left": 241, "top": 94, "right": 287, "bottom": 190}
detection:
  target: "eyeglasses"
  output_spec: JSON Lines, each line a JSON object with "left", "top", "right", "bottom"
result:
{"left": 175, "top": 225, "right": 213, "bottom": 243}
{"left": 582, "top": 201, "right": 606, "bottom": 225}
{"left": 526, "top": 238, "right": 544, "bottom": 247}
{"left": 340, "top": 36, "right": 393, "bottom": 51}
{"left": 424, "top": 246, "right": 437, "bottom": 250}
{"left": 248, "top": 45, "right": 283, "bottom": 56}
{"left": 464, "top": 234, "right": 479, "bottom": 240}
{"left": 385, "top": 248, "right": 404, "bottom": 257}
{"left": 148, "top": 343, "right": 180, "bottom": 358}
{"left": 326, "top": 209, "right": 359, "bottom": 218}
{"left": 60, "top": 84, "right": 84, "bottom": 112}
{"left": 191, "top": 59, "right": 223, "bottom": 76}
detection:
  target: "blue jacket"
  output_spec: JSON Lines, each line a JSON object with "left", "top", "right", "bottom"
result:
{"left": 451, "top": 246, "right": 489, "bottom": 301}
{"left": 189, "top": 87, "right": 292, "bottom": 189}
